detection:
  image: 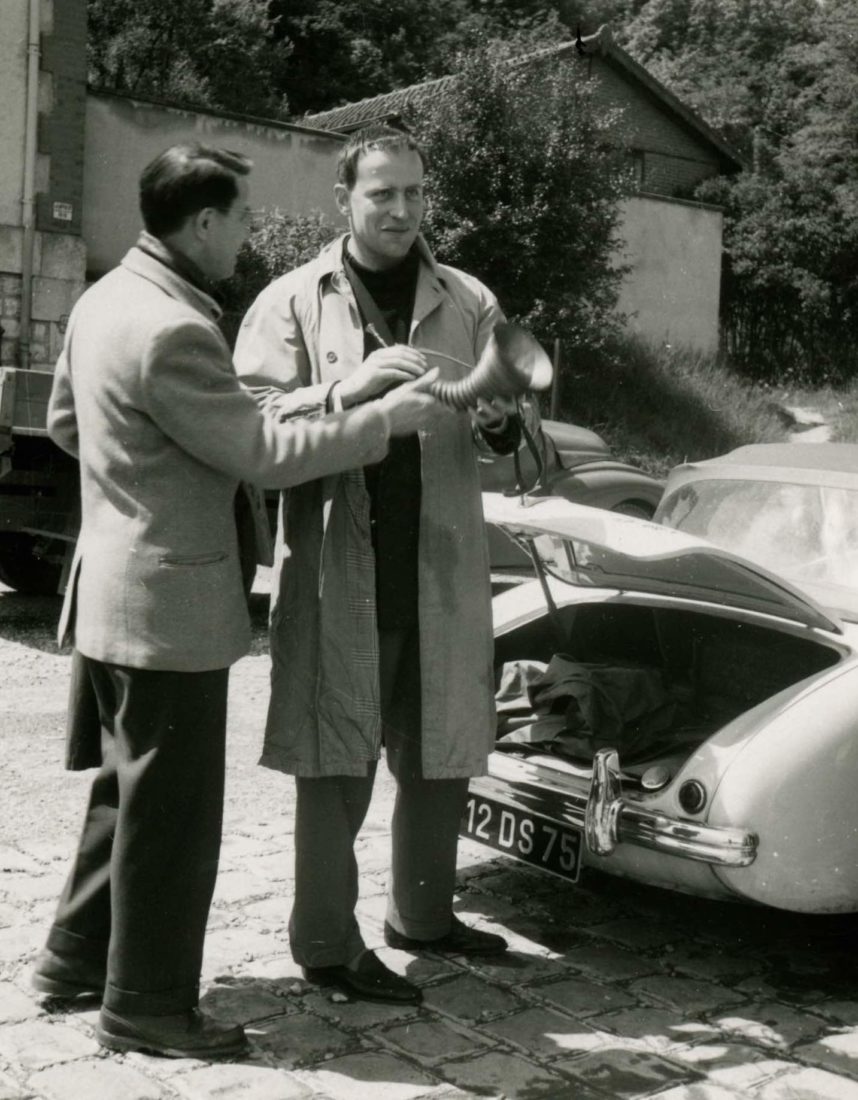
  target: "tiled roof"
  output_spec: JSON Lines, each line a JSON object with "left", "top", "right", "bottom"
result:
{"left": 300, "top": 73, "right": 455, "bottom": 133}
{"left": 300, "top": 26, "right": 744, "bottom": 171}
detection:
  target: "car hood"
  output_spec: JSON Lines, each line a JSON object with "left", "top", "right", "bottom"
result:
{"left": 483, "top": 492, "right": 843, "bottom": 634}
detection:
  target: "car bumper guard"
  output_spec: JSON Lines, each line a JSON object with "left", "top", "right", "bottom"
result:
{"left": 476, "top": 748, "right": 757, "bottom": 868}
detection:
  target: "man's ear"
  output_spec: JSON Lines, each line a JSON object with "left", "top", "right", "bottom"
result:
{"left": 192, "top": 207, "right": 215, "bottom": 241}
{"left": 333, "top": 184, "right": 350, "bottom": 217}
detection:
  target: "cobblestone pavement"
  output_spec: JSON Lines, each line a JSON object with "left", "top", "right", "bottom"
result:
{"left": 3, "top": 588, "right": 858, "bottom": 1099}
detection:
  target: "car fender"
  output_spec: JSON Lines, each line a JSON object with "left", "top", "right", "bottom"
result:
{"left": 546, "top": 462, "right": 664, "bottom": 513}
{"left": 699, "top": 659, "right": 858, "bottom": 912}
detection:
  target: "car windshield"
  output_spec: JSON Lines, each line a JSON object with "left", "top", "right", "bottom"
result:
{"left": 659, "top": 477, "right": 858, "bottom": 621}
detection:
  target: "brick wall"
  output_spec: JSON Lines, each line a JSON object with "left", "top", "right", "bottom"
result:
{"left": 586, "top": 57, "right": 722, "bottom": 197}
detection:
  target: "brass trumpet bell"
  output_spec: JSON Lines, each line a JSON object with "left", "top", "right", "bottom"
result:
{"left": 427, "top": 322, "right": 553, "bottom": 410}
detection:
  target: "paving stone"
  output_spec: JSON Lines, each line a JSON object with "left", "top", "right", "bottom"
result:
{"left": 200, "top": 980, "right": 296, "bottom": 1024}
{"left": 648, "top": 1086, "right": 743, "bottom": 1099}
{"left": 712, "top": 1003, "right": 828, "bottom": 1050}
{"left": 557, "top": 1047, "right": 697, "bottom": 1098}
{"left": 793, "top": 1027, "right": 858, "bottom": 1079}
{"left": 0, "top": 1020, "right": 99, "bottom": 1068}
{"left": 380, "top": 1018, "right": 491, "bottom": 1062}
{"left": 293, "top": 1051, "right": 447, "bottom": 1100}
{"left": 0, "top": 926, "right": 43, "bottom": 962}
{"left": 466, "top": 866, "right": 565, "bottom": 904}
{"left": 0, "top": 983, "right": 41, "bottom": 1024}
{"left": 211, "top": 871, "right": 276, "bottom": 907}
{"left": 373, "top": 946, "right": 454, "bottom": 985}
{"left": 667, "top": 947, "right": 763, "bottom": 983}
{"left": 753, "top": 1065, "right": 858, "bottom": 1098}
{"left": 563, "top": 943, "right": 657, "bottom": 982}
{"left": 630, "top": 976, "right": 746, "bottom": 1014}
{"left": 595, "top": 1007, "right": 719, "bottom": 1052}
{"left": 244, "top": 853, "right": 292, "bottom": 882}
{"left": 661, "top": 1043, "right": 792, "bottom": 1091}
{"left": 175, "top": 1063, "right": 310, "bottom": 1099}
{"left": 1, "top": 874, "right": 66, "bottom": 904}
{"left": 478, "top": 1005, "right": 606, "bottom": 1058}
{"left": 439, "top": 1050, "right": 595, "bottom": 1099}
{"left": 0, "top": 902, "right": 21, "bottom": 928}
{"left": 536, "top": 976, "right": 637, "bottom": 1017}
{"left": 238, "top": 957, "right": 305, "bottom": 985}
{"left": 240, "top": 896, "right": 290, "bottom": 926}
{"left": 311, "top": 995, "right": 423, "bottom": 1028}
{"left": 817, "top": 1000, "right": 858, "bottom": 1026}
{"left": 0, "top": 1070, "right": 26, "bottom": 1100}
{"left": 423, "top": 975, "right": 521, "bottom": 1022}
{"left": 202, "top": 927, "right": 286, "bottom": 972}
{"left": 0, "top": 850, "right": 42, "bottom": 875}
{"left": 28, "top": 1060, "right": 166, "bottom": 1100}
{"left": 452, "top": 948, "right": 563, "bottom": 984}
{"left": 252, "top": 1011, "right": 356, "bottom": 1065}
{"left": 590, "top": 918, "right": 682, "bottom": 952}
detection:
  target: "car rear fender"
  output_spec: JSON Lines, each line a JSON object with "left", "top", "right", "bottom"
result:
{"left": 698, "top": 660, "right": 858, "bottom": 912}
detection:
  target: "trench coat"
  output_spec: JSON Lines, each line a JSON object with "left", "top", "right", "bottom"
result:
{"left": 48, "top": 237, "right": 394, "bottom": 674}
{"left": 234, "top": 235, "right": 499, "bottom": 779}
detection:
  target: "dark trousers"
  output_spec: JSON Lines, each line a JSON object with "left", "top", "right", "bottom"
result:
{"left": 44, "top": 655, "right": 228, "bottom": 1015}
{"left": 289, "top": 627, "right": 469, "bottom": 968}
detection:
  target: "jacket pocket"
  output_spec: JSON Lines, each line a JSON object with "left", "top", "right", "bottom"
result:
{"left": 158, "top": 551, "right": 228, "bottom": 567}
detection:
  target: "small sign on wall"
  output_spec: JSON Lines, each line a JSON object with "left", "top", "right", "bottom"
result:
{"left": 52, "top": 202, "right": 74, "bottom": 222}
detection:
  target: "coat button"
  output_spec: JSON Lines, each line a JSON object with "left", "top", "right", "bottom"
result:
{"left": 326, "top": 351, "right": 338, "bottom": 363}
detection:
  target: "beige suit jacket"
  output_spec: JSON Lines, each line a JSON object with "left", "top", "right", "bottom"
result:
{"left": 49, "top": 242, "right": 391, "bottom": 671}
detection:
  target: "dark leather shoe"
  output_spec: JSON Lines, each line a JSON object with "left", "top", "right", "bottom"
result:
{"left": 302, "top": 949, "right": 422, "bottom": 1004}
{"left": 32, "top": 949, "right": 104, "bottom": 1001}
{"left": 96, "top": 1007, "right": 248, "bottom": 1059}
{"left": 384, "top": 915, "right": 508, "bottom": 956}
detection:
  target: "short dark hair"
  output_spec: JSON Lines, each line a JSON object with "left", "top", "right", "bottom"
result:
{"left": 139, "top": 143, "right": 252, "bottom": 237}
{"left": 336, "top": 125, "right": 427, "bottom": 190}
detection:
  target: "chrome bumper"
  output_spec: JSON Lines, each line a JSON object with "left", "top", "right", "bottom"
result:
{"left": 474, "top": 748, "right": 757, "bottom": 868}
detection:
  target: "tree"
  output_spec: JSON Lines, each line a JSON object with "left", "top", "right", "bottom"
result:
{"left": 87, "top": 0, "right": 292, "bottom": 118}
{"left": 409, "top": 36, "right": 634, "bottom": 354}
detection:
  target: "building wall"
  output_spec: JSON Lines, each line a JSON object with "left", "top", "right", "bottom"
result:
{"left": 615, "top": 193, "right": 723, "bottom": 354}
{"left": 0, "top": 0, "right": 87, "bottom": 370}
{"left": 587, "top": 57, "right": 722, "bottom": 196}
{"left": 83, "top": 93, "right": 346, "bottom": 277}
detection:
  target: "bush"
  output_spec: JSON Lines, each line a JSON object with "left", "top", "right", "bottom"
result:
{"left": 409, "top": 36, "right": 634, "bottom": 358}
{"left": 219, "top": 209, "right": 339, "bottom": 346}
{"left": 559, "top": 334, "right": 788, "bottom": 477}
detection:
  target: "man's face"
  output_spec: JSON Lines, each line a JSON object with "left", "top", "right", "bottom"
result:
{"left": 199, "top": 176, "right": 252, "bottom": 281}
{"left": 335, "top": 147, "right": 424, "bottom": 271}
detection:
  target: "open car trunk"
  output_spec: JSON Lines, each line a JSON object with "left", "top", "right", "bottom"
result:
{"left": 493, "top": 598, "right": 841, "bottom": 781}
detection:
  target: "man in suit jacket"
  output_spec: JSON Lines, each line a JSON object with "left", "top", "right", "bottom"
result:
{"left": 31, "top": 143, "right": 439, "bottom": 1059}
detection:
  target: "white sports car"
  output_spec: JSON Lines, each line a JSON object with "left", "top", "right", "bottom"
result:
{"left": 465, "top": 444, "right": 858, "bottom": 913}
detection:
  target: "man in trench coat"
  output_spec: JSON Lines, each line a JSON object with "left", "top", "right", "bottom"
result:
{"left": 234, "top": 125, "right": 519, "bottom": 1005}
{"left": 31, "top": 142, "right": 439, "bottom": 1057}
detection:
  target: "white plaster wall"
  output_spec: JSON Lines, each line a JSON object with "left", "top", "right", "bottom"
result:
{"left": 615, "top": 194, "right": 723, "bottom": 355}
{"left": 83, "top": 93, "right": 346, "bottom": 277}
{"left": 0, "top": 0, "right": 28, "bottom": 229}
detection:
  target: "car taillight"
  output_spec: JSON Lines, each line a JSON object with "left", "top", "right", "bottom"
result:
{"left": 678, "top": 780, "right": 707, "bottom": 814}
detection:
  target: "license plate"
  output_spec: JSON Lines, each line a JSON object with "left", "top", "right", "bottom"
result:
{"left": 461, "top": 794, "right": 582, "bottom": 882}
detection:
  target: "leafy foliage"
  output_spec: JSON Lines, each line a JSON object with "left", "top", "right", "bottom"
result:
{"left": 219, "top": 210, "right": 339, "bottom": 346}
{"left": 86, "top": 0, "right": 291, "bottom": 118}
{"left": 410, "top": 37, "right": 635, "bottom": 353}
{"left": 617, "top": 0, "right": 858, "bottom": 382}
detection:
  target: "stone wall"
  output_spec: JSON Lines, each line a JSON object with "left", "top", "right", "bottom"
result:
{"left": 0, "top": 0, "right": 87, "bottom": 371}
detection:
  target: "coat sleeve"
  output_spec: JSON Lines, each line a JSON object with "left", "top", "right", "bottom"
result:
{"left": 233, "top": 278, "right": 332, "bottom": 421}
{"left": 47, "top": 338, "right": 79, "bottom": 458}
{"left": 140, "top": 316, "right": 389, "bottom": 489}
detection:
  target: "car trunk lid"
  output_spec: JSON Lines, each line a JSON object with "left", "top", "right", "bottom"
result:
{"left": 483, "top": 492, "right": 843, "bottom": 635}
